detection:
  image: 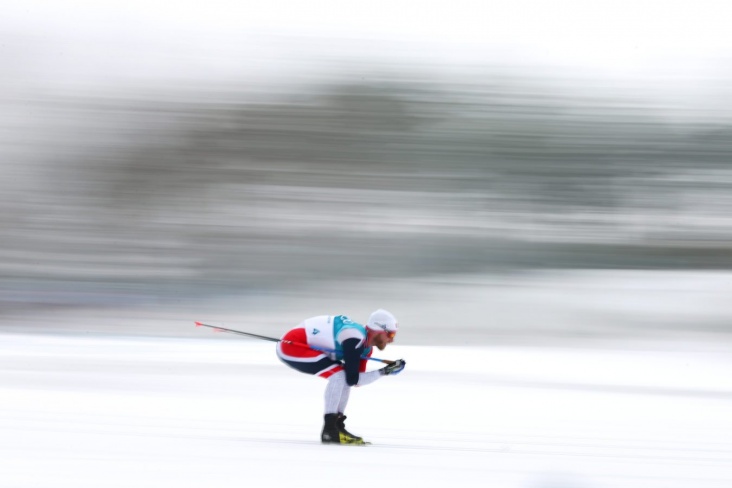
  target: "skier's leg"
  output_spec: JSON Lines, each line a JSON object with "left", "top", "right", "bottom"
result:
{"left": 324, "top": 369, "right": 380, "bottom": 414}
{"left": 356, "top": 369, "right": 381, "bottom": 386}
{"left": 324, "top": 370, "right": 349, "bottom": 414}
{"left": 323, "top": 372, "right": 366, "bottom": 444}
{"left": 327, "top": 371, "right": 378, "bottom": 443}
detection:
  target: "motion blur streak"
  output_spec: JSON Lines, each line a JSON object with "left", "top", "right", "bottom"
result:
{"left": 2, "top": 62, "right": 731, "bottom": 315}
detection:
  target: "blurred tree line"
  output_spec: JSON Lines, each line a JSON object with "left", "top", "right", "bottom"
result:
{"left": 94, "top": 75, "right": 732, "bottom": 212}
{"left": 2, "top": 70, "right": 732, "bottom": 300}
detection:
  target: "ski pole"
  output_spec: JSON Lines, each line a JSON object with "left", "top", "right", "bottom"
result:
{"left": 194, "top": 322, "right": 394, "bottom": 364}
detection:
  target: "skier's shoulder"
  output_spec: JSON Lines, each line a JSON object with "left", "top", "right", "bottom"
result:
{"left": 333, "top": 315, "right": 367, "bottom": 346}
{"left": 334, "top": 315, "right": 366, "bottom": 331}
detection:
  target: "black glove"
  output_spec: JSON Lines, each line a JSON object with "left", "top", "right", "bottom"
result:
{"left": 380, "top": 359, "right": 406, "bottom": 376}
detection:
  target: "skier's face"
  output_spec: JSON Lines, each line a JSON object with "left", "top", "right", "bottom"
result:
{"left": 370, "top": 330, "right": 394, "bottom": 350}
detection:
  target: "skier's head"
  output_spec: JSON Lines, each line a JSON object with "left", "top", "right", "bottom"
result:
{"left": 367, "top": 309, "right": 398, "bottom": 341}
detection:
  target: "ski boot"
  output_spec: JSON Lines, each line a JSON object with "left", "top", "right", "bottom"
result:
{"left": 337, "top": 414, "right": 366, "bottom": 444}
{"left": 321, "top": 414, "right": 367, "bottom": 445}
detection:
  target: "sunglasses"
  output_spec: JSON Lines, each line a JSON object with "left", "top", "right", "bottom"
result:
{"left": 384, "top": 331, "right": 396, "bottom": 340}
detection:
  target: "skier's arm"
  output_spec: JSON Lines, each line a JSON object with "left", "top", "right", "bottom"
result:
{"left": 341, "top": 338, "right": 365, "bottom": 386}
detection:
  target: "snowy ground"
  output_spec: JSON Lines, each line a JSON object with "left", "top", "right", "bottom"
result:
{"left": 2, "top": 332, "right": 731, "bottom": 488}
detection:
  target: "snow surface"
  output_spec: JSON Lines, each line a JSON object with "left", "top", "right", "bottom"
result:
{"left": 1, "top": 332, "right": 731, "bottom": 488}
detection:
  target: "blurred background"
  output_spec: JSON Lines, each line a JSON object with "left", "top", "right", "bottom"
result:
{"left": 2, "top": 0, "right": 731, "bottom": 346}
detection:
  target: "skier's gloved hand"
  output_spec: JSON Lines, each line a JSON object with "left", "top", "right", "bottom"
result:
{"left": 380, "top": 359, "right": 406, "bottom": 376}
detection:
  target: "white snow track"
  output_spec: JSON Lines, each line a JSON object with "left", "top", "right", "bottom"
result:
{"left": 1, "top": 333, "right": 731, "bottom": 488}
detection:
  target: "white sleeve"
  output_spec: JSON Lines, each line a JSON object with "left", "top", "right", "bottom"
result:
{"left": 336, "top": 328, "right": 366, "bottom": 348}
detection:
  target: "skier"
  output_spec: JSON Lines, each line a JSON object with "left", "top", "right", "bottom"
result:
{"left": 276, "top": 309, "right": 406, "bottom": 445}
